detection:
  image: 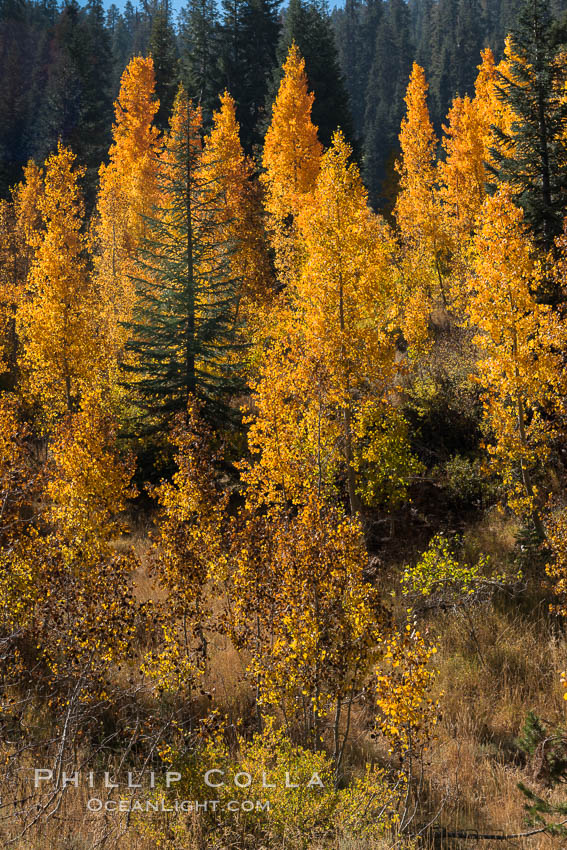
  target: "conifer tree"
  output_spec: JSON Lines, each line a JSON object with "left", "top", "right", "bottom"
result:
{"left": 149, "top": 6, "right": 179, "bottom": 131}
{"left": 217, "top": 0, "right": 281, "bottom": 151}
{"left": 124, "top": 87, "right": 242, "bottom": 429}
{"left": 363, "top": 0, "right": 413, "bottom": 209}
{"left": 490, "top": 0, "right": 567, "bottom": 267}
{"left": 427, "top": 0, "right": 485, "bottom": 130}
{"left": 179, "top": 0, "right": 220, "bottom": 125}
{"left": 333, "top": 0, "right": 376, "bottom": 138}
{"left": 33, "top": 0, "right": 113, "bottom": 207}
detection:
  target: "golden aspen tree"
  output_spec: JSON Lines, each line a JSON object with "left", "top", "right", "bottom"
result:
{"left": 439, "top": 95, "right": 487, "bottom": 241}
{"left": 202, "top": 92, "right": 272, "bottom": 309}
{"left": 247, "top": 132, "right": 418, "bottom": 516}
{"left": 12, "top": 159, "right": 44, "bottom": 276}
{"left": 46, "top": 390, "right": 136, "bottom": 555}
{"left": 395, "top": 63, "right": 450, "bottom": 309}
{"left": 226, "top": 136, "right": 426, "bottom": 766}
{"left": 477, "top": 45, "right": 516, "bottom": 146}
{"left": 243, "top": 316, "right": 337, "bottom": 509}
{"left": 93, "top": 55, "right": 160, "bottom": 376}
{"left": 228, "top": 497, "right": 437, "bottom": 779}
{"left": 0, "top": 162, "right": 43, "bottom": 382}
{"left": 468, "top": 188, "right": 566, "bottom": 536}
{"left": 142, "top": 403, "right": 229, "bottom": 693}
{"left": 0, "top": 201, "right": 18, "bottom": 380}
{"left": 260, "top": 43, "right": 322, "bottom": 283}
{"left": 439, "top": 48, "right": 515, "bottom": 244}
{"left": 0, "top": 393, "right": 39, "bottom": 549}
{"left": 40, "top": 388, "right": 139, "bottom": 674}
{"left": 0, "top": 395, "right": 44, "bottom": 643}
{"left": 375, "top": 619, "right": 440, "bottom": 759}
{"left": 230, "top": 493, "right": 388, "bottom": 768}
{"left": 0, "top": 390, "right": 138, "bottom": 711}
{"left": 17, "top": 143, "right": 104, "bottom": 422}
{"left": 297, "top": 131, "right": 407, "bottom": 514}
{"left": 545, "top": 506, "right": 567, "bottom": 616}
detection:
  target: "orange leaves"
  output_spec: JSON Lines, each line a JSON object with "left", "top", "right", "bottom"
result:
{"left": 261, "top": 43, "right": 323, "bottom": 283}
{"left": 17, "top": 144, "right": 104, "bottom": 422}
{"left": 112, "top": 55, "right": 160, "bottom": 156}
{"left": 151, "top": 402, "right": 229, "bottom": 601}
{"left": 46, "top": 390, "right": 136, "bottom": 555}
{"left": 202, "top": 92, "right": 272, "bottom": 308}
{"left": 395, "top": 63, "right": 440, "bottom": 245}
{"left": 249, "top": 131, "right": 407, "bottom": 516}
{"left": 93, "top": 55, "right": 160, "bottom": 382}
{"left": 394, "top": 64, "right": 450, "bottom": 336}
{"left": 236, "top": 133, "right": 409, "bottom": 745}
{"left": 438, "top": 48, "right": 514, "bottom": 243}
{"left": 297, "top": 131, "right": 396, "bottom": 398}
{"left": 261, "top": 43, "right": 322, "bottom": 220}
{"left": 397, "top": 64, "right": 437, "bottom": 202}
{"left": 439, "top": 94, "right": 487, "bottom": 240}
{"left": 104, "top": 54, "right": 160, "bottom": 238}
{"left": 467, "top": 189, "right": 567, "bottom": 524}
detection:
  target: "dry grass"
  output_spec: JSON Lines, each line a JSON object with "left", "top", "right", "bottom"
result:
{"left": 421, "top": 601, "right": 567, "bottom": 848}
{"left": 10, "top": 507, "right": 567, "bottom": 850}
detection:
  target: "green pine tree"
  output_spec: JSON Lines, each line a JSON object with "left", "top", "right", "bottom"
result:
{"left": 363, "top": 0, "right": 413, "bottom": 209}
{"left": 149, "top": 4, "right": 179, "bottom": 130}
{"left": 332, "top": 0, "right": 382, "bottom": 139}
{"left": 179, "top": 0, "right": 220, "bottom": 126}
{"left": 218, "top": 0, "right": 281, "bottom": 152}
{"left": 32, "top": 0, "right": 113, "bottom": 208}
{"left": 516, "top": 711, "right": 567, "bottom": 836}
{"left": 490, "top": 0, "right": 567, "bottom": 276}
{"left": 124, "top": 87, "right": 242, "bottom": 431}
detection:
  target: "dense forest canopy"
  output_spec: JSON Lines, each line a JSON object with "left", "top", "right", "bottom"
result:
{"left": 4, "top": 0, "right": 567, "bottom": 846}
{"left": 332, "top": 0, "right": 567, "bottom": 203}
{"left": 3, "top": 0, "right": 567, "bottom": 207}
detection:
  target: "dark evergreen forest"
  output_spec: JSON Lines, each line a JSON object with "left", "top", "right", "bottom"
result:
{"left": 332, "top": 0, "right": 567, "bottom": 204}
{"left": 1, "top": 0, "right": 567, "bottom": 209}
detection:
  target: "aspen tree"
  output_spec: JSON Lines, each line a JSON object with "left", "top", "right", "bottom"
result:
{"left": 246, "top": 133, "right": 418, "bottom": 516}
{"left": 395, "top": 64, "right": 449, "bottom": 297}
{"left": 261, "top": 43, "right": 322, "bottom": 284}
{"left": 17, "top": 144, "right": 103, "bottom": 422}
{"left": 94, "top": 56, "right": 160, "bottom": 376}
{"left": 202, "top": 91, "right": 272, "bottom": 309}
{"left": 468, "top": 188, "right": 566, "bottom": 535}
{"left": 439, "top": 48, "right": 515, "bottom": 243}
{"left": 0, "top": 162, "right": 43, "bottom": 382}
